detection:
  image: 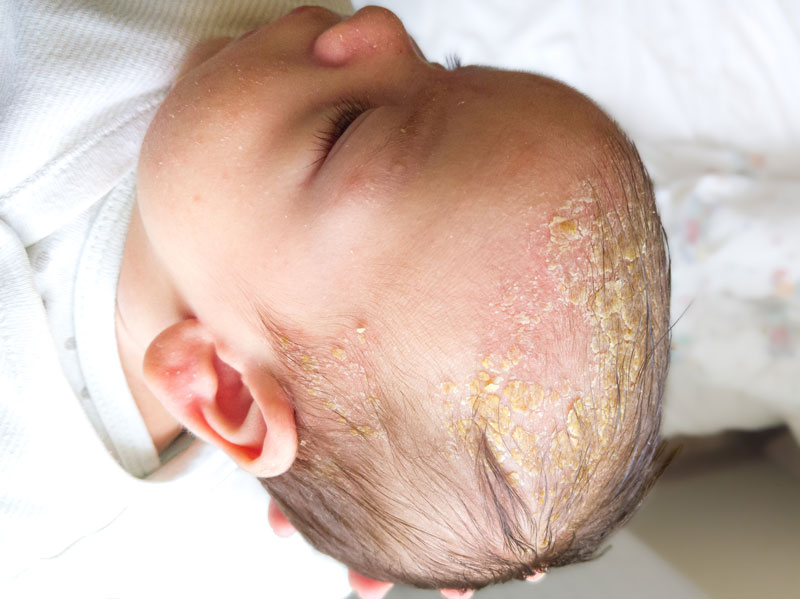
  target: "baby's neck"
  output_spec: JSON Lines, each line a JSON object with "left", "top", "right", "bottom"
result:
{"left": 115, "top": 202, "right": 185, "bottom": 453}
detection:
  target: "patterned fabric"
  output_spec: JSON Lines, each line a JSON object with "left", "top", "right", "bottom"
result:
{"left": 647, "top": 145, "right": 800, "bottom": 440}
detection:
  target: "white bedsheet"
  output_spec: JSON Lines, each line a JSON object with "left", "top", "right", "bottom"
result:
{"left": 356, "top": 0, "right": 800, "bottom": 440}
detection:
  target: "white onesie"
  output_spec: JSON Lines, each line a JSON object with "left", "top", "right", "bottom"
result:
{"left": 0, "top": 0, "right": 353, "bottom": 595}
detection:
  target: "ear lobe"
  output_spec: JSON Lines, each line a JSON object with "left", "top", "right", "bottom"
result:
{"left": 143, "top": 318, "right": 297, "bottom": 477}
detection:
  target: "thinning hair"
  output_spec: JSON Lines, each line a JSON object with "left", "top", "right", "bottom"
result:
{"left": 259, "top": 122, "right": 674, "bottom": 591}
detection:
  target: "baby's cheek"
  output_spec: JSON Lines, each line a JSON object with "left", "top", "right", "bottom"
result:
{"left": 174, "top": 37, "right": 233, "bottom": 81}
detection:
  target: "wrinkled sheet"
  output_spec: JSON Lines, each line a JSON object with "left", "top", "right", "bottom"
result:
{"left": 358, "top": 0, "right": 800, "bottom": 440}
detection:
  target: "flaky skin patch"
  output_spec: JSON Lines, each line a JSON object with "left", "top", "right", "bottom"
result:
{"left": 438, "top": 181, "right": 657, "bottom": 540}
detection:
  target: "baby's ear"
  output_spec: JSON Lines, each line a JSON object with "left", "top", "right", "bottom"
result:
{"left": 142, "top": 318, "right": 297, "bottom": 477}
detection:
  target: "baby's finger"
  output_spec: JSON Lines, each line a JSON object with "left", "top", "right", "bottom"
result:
{"left": 267, "top": 499, "right": 296, "bottom": 537}
{"left": 526, "top": 571, "right": 546, "bottom": 583}
{"left": 348, "top": 570, "right": 394, "bottom": 599}
{"left": 440, "top": 589, "right": 473, "bottom": 598}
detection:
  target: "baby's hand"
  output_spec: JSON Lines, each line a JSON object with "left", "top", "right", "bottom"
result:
{"left": 268, "top": 499, "right": 394, "bottom": 599}
{"left": 347, "top": 570, "right": 395, "bottom": 599}
{"left": 267, "top": 497, "right": 297, "bottom": 537}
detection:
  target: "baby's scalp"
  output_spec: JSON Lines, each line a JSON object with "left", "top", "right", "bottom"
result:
{"left": 261, "top": 124, "right": 671, "bottom": 589}
{"left": 120, "top": 6, "right": 671, "bottom": 590}
{"left": 443, "top": 165, "right": 666, "bottom": 545}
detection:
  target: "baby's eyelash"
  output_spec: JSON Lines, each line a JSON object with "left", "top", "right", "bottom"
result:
{"left": 312, "top": 98, "right": 370, "bottom": 164}
{"left": 444, "top": 53, "right": 463, "bottom": 70}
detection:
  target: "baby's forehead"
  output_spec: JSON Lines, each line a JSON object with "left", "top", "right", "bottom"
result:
{"left": 280, "top": 165, "right": 637, "bottom": 407}
{"left": 287, "top": 187, "right": 598, "bottom": 398}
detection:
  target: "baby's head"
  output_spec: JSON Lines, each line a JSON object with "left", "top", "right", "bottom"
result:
{"left": 135, "top": 5, "right": 671, "bottom": 591}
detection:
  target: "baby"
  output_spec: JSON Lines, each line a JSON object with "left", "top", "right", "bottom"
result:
{"left": 117, "top": 4, "right": 672, "bottom": 595}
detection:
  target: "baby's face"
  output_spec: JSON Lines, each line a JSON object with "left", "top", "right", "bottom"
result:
{"left": 137, "top": 5, "right": 596, "bottom": 384}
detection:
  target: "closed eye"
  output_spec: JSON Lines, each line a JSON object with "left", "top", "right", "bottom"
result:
{"left": 311, "top": 98, "right": 370, "bottom": 168}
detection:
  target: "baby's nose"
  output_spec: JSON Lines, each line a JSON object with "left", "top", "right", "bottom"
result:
{"left": 312, "top": 5, "right": 418, "bottom": 66}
